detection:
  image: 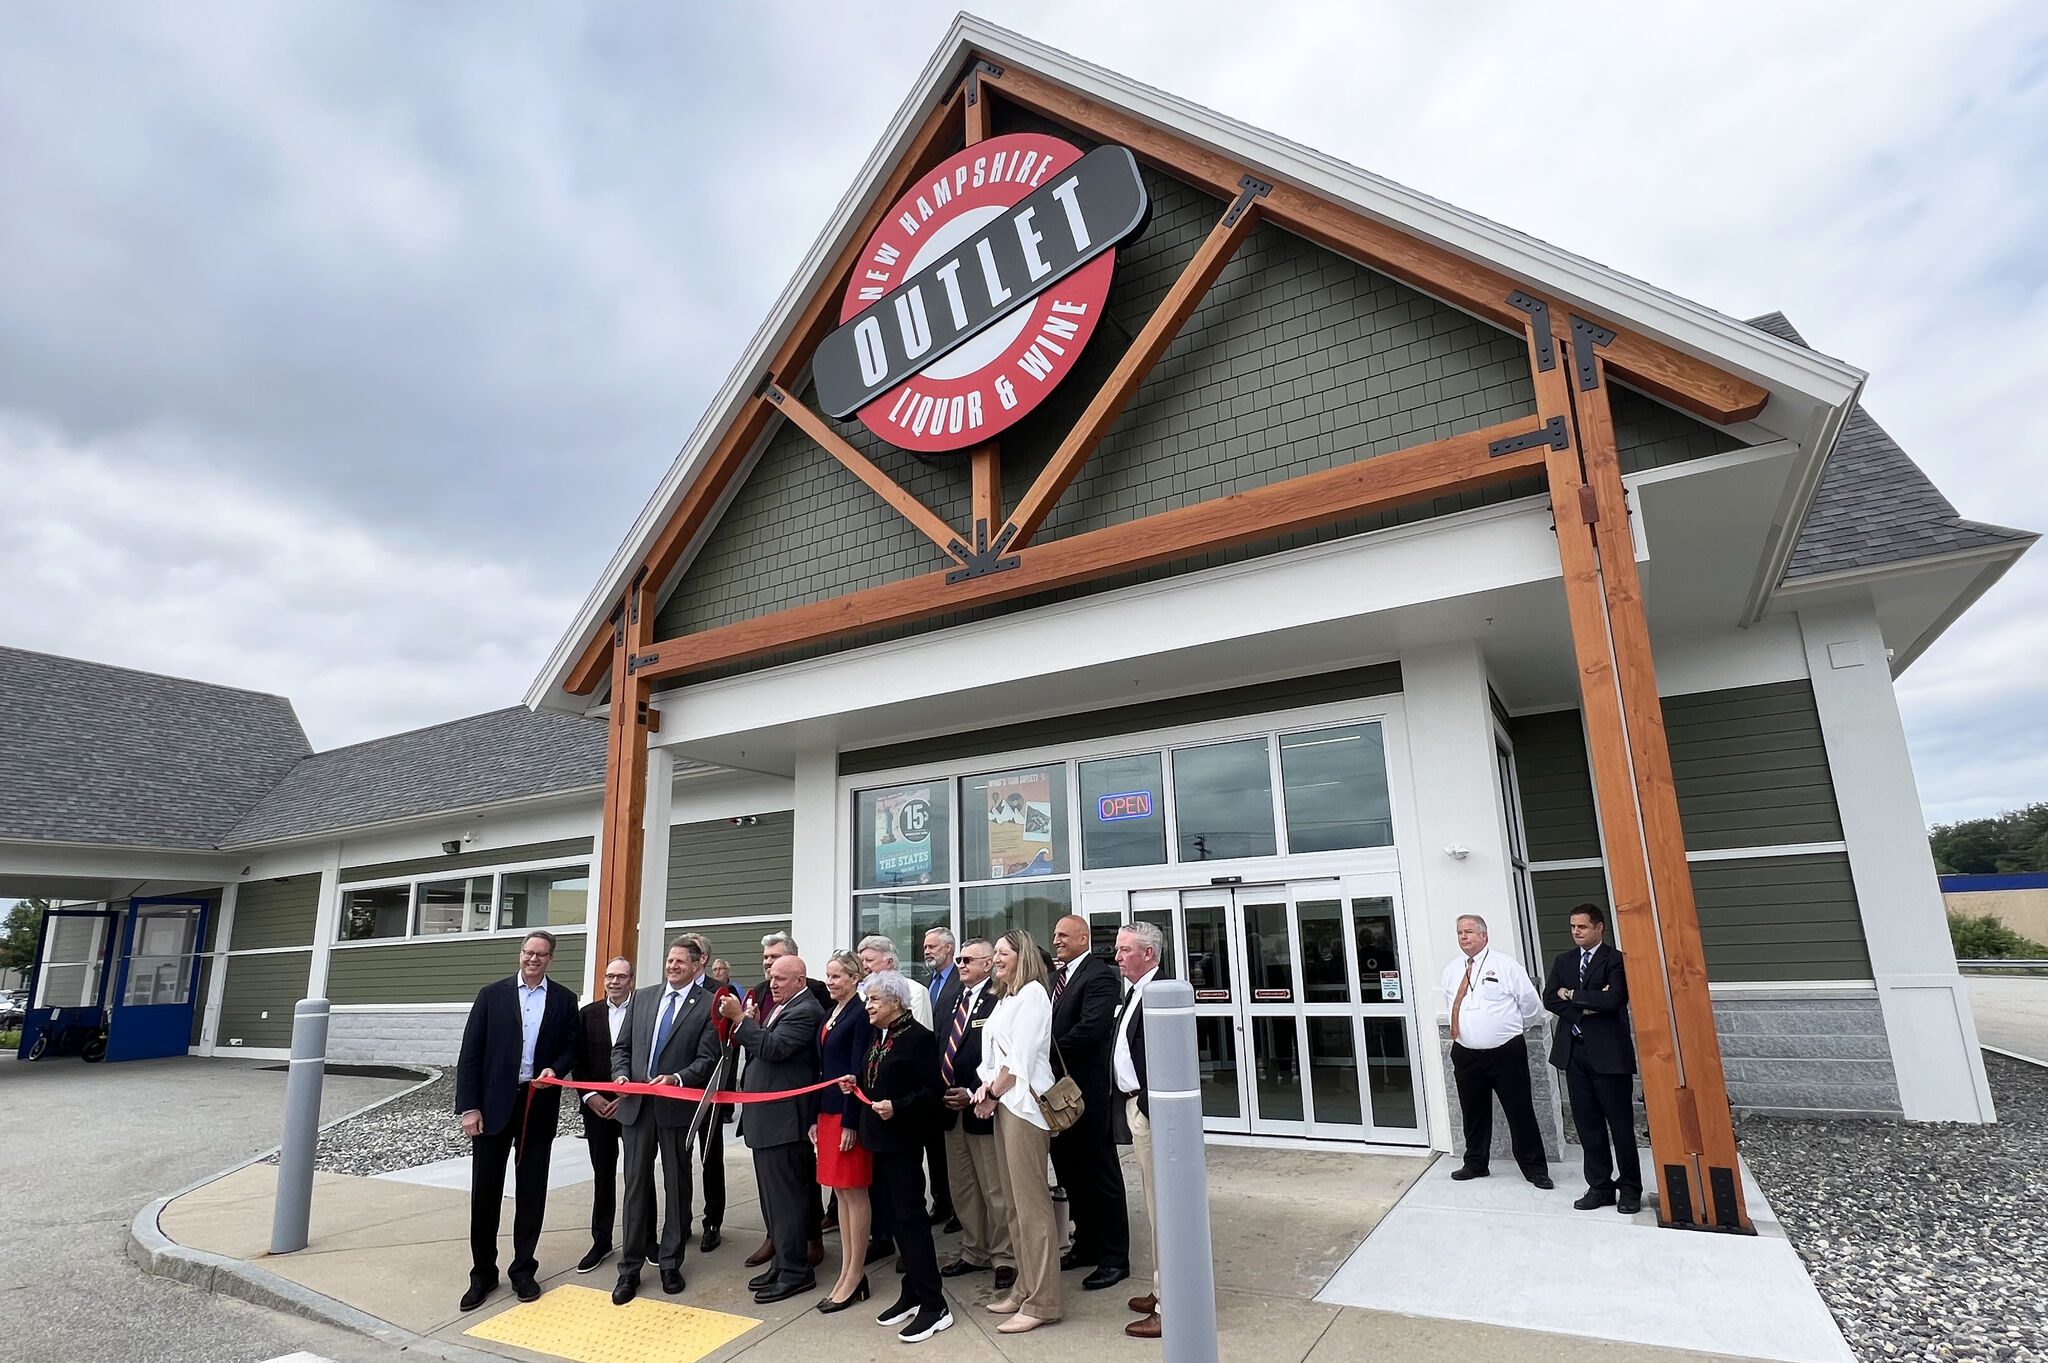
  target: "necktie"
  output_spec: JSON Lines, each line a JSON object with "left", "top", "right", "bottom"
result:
{"left": 1450, "top": 956, "right": 1473, "bottom": 1042}
{"left": 1580, "top": 949, "right": 1592, "bottom": 985}
{"left": 940, "top": 993, "right": 970, "bottom": 1085}
{"left": 650, "top": 990, "right": 681, "bottom": 1067}
{"left": 1053, "top": 963, "right": 1069, "bottom": 1001}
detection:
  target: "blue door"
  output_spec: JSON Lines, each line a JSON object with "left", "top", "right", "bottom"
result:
{"left": 106, "top": 898, "right": 209, "bottom": 1062}
{"left": 16, "top": 907, "right": 120, "bottom": 1059}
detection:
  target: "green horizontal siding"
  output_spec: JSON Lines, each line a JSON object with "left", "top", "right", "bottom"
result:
{"left": 343, "top": 838, "right": 593, "bottom": 885}
{"left": 841, "top": 663, "right": 1402, "bottom": 776}
{"left": 1507, "top": 710, "right": 1602, "bottom": 861}
{"left": 326, "top": 933, "right": 589, "bottom": 1006}
{"left": 190, "top": 957, "right": 212, "bottom": 1046}
{"left": 656, "top": 920, "right": 792, "bottom": 990}
{"left": 218, "top": 951, "right": 312, "bottom": 1050}
{"left": 1530, "top": 852, "right": 1870, "bottom": 983}
{"left": 667, "top": 814, "right": 793, "bottom": 921}
{"left": 228, "top": 878, "right": 319, "bottom": 951}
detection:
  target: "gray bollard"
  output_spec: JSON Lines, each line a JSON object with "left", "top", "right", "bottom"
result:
{"left": 270, "top": 997, "right": 330, "bottom": 1254}
{"left": 1145, "top": 979, "right": 1220, "bottom": 1363}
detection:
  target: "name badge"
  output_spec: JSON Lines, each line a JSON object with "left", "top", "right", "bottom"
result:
{"left": 970, "top": 1018, "right": 987, "bottom": 1029}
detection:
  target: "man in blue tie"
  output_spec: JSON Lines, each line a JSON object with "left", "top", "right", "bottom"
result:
{"left": 922, "top": 927, "right": 961, "bottom": 1230}
{"left": 1542, "top": 904, "right": 1642, "bottom": 1215}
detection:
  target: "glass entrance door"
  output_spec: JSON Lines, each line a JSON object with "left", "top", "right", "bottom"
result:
{"left": 1172, "top": 878, "right": 1422, "bottom": 1144}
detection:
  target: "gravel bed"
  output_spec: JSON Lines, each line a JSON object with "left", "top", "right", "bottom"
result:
{"left": 1740, "top": 1052, "right": 2048, "bottom": 1363}
{"left": 265, "top": 1071, "right": 585, "bottom": 1176}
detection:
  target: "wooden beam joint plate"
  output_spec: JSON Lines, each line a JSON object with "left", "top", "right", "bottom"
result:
{"left": 1488, "top": 415, "right": 1569, "bottom": 457}
{"left": 1570, "top": 314, "right": 1617, "bottom": 391}
{"left": 1507, "top": 291, "right": 1557, "bottom": 371}
{"left": 945, "top": 517, "right": 1021, "bottom": 582}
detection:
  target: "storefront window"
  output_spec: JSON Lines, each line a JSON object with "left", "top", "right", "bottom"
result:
{"left": 499, "top": 867, "right": 589, "bottom": 930}
{"left": 339, "top": 885, "right": 411, "bottom": 941}
{"left": 854, "top": 782, "right": 950, "bottom": 890}
{"left": 1279, "top": 724, "right": 1392, "bottom": 852}
{"left": 1172, "top": 738, "right": 1277, "bottom": 861}
{"left": 415, "top": 875, "right": 493, "bottom": 936}
{"left": 855, "top": 890, "right": 950, "bottom": 985}
{"left": 960, "top": 764, "right": 1068, "bottom": 881}
{"left": 963, "top": 881, "right": 1072, "bottom": 950}
{"left": 1080, "top": 753, "right": 1166, "bottom": 869}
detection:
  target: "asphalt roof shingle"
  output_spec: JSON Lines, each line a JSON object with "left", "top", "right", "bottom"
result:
{"left": 0, "top": 646, "right": 311, "bottom": 850}
{"left": 1754, "top": 312, "right": 2036, "bottom": 580}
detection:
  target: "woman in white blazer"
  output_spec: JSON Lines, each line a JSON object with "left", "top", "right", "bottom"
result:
{"left": 971, "top": 929, "right": 1061, "bottom": 1333}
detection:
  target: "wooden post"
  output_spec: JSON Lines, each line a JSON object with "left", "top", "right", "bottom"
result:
{"left": 593, "top": 576, "right": 656, "bottom": 975}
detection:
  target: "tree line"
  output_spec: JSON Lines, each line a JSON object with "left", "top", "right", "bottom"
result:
{"left": 1929, "top": 801, "right": 2048, "bottom": 876}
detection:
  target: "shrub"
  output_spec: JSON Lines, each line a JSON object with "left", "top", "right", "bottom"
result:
{"left": 1948, "top": 910, "right": 2047, "bottom": 959}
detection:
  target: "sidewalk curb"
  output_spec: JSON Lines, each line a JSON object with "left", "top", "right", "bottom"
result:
{"left": 126, "top": 1063, "right": 506, "bottom": 1363}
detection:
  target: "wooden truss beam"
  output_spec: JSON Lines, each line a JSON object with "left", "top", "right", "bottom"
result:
{"left": 627, "top": 415, "right": 1550, "bottom": 683}
{"left": 981, "top": 64, "right": 1768, "bottom": 426}
{"left": 762, "top": 382, "right": 967, "bottom": 558}
{"left": 1004, "top": 181, "right": 1267, "bottom": 550}
{"left": 593, "top": 575, "right": 656, "bottom": 974}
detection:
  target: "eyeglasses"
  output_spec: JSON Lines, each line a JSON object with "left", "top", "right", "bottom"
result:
{"left": 520, "top": 950, "right": 553, "bottom": 961}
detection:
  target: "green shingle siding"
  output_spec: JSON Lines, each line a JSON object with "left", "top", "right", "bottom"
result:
{"left": 217, "top": 951, "right": 312, "bottom": 1050}
{"left": 342, "top": 838, "right": 594, "bottom": 885}
{"left": 667, "top": 813, "right": 794, "bottom": 922}
{"left": 228, "top": 878, "right": 320, "bottom": 951}
{"left": 1611, "top": 383, "right": 1746, "bottom": 473}
{"left": 326, "top": 934, "right": 589, "bottom": 1006}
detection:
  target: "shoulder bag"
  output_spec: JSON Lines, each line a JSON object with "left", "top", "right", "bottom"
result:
{"left": 1037, "top": 1037, "right": 1086, "bottom": 1135}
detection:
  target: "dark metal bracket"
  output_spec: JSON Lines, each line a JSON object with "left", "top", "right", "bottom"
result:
{"left": 1508, "top": 291, "right": 1556, "bottom": 371}
{"left": 625, "top": 651, "right": 662, "bottom": 675}
{"left": 1570, "top": 314, "right": 1616, "bottom": 391}
{"left": 1663, "top": 1163, "right": 1695, "bottom": 1228}
{"left": 966, "top": 58, "right": 1005, "bottom": 105}
{"left": 1223, "top": 175, "right": 1273, "bottom": 229}
{"left": 946, "top": 518, "right": 1021, "bottom": 583}
{"left": 1488, "top": 415, "right": 1569, "bottom": 457}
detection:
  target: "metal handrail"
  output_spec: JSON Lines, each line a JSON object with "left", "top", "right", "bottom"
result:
{"left": 1957, "top": 958, "right": 2048, "bottom": 971}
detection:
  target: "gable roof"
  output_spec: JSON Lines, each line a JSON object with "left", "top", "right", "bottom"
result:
{"left": 1752, "top": 312, "right": 2036, "bottom": 581}
{"left": 527, "top": 14, "right": 1867, "bottom": 714}
{"left": 0, "top": 645, "right": 310, "bottom": 851}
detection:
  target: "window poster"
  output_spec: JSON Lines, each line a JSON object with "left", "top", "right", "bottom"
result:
{"left": 873, "top": 785, "right": 936, "bottom": 885}
{"left": 985, "top": 770, "right": 1055, "bottom": 878}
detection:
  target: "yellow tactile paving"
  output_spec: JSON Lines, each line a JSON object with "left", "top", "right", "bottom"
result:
{"left": 464, "top": 1283, "right": 761, "bottom": 1363}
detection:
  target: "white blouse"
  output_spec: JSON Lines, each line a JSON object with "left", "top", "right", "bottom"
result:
{"left": 978, "top": 979, "right": 1055, "bottom": 1130}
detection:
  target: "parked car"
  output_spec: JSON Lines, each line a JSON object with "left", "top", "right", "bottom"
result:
{"left": 1, "top": 990, "right": 28, "bottom": 1029}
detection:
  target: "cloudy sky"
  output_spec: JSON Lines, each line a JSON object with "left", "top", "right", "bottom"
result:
{"left": 1, "top": 1, "right": 2043, "bottom": 826}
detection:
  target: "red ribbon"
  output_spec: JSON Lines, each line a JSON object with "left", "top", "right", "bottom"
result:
{"left": 530, "top": 1074, "right": 873, "bottom": 1107}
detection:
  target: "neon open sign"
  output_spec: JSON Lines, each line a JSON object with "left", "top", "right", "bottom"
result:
{"left": 1097, "top": 791, "right": 1154, "bottom": 822}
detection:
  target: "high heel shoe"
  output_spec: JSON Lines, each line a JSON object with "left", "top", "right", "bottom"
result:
{"left": 816, "top": 1276, "right": 871, "bottom": 1313}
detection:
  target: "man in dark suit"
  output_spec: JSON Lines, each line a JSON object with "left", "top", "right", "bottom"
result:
{"left": 1047, "top": 913, "right": 1130, "bottom": 1292}
{"left": 741, "top": 932, "right": 827, "bottom": 1270}
{"left": 608, "top": 937, "right": 723, "bottom": 1304}
{"left": 936, "top": 937, "right": 1013, "bottom": 1289}
{"left": 454, "top": 929, "right": 580, "bottom": 1312}
{"left": 1111, "top": 922, "right": 1163, "bottom": 1338}
{"left": 921, "top": 926, "right": 960, "bottom": 1228}
{"left": 572, "top": 955, "right": 635, "bottom": 1275}
{"left": 1542, "top": 903, "right": 1642, "bottom": 1215}
{"left": 718, "top": 953, "right": 825, "bottom": 1302}
{"left": 678, "top": 932, "right": 733, "bottom": 1251}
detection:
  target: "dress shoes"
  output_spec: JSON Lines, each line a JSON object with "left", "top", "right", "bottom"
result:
{"left": 875, "top": 1295, "right": 920, "bottom": 1327}
{"left": 1129, "top": 1293, "right": 1158, "bottom": 1315}
{"left": 1618, "top": 1191, "right": 1643, "bottom": 1215}
{"left": 996, "top": 1313, "right": 1050, "bottom": 1334}
{"left": 1574, "top": 1188, "right": 1618, "bottom": 1210}
{"left": 939, "top": 1258, "right": 990, "bottom": 1278}
{"left": 1527, "top": 1174, "right": 1556, "bottom": 1190}
{"left": 1126, "top": 1311, "right": 1162, "bottom": 1339}
{"left": 754, "top": 1275, "right": 816, "bottom": 1304}
{"left": 748, "top": 1267, "right": 779, "bottom": 1292}
{"left": 866, "top": 1237, "right": 896, "bottom": 1261}
{"left": 1448, "top": 1166, "right": 1488, "bottom": 1181}
{"left": 510, "top": 1272, "right": 541, "bottom": 1303}
{"left": 1059, "top": 1250, "right": 1098, "bottom": 1272}
{"left": 575, "top": 1244, "right": 611, "bottom": 1274}
{"left": 1082, "top": 1264, "right": 1130, "bottom": 1292}
{"left": 745, "top": 1237, "right": 775, "bottom": 1267}
{"left": 807, "top": 1238, "right": 826, "bottom": 1267}
{"left": 985, "top": 1294, "right": 1020, "bottom": 1315}
{"left": 993, "top": 1266, "right": 1018, "bottom": 1292}
{"left": 660, "top": 1266, "right": 685, "bottom": 1295}
{"left": 611, "top": 1277, "right": 639, "bottom": 1306}
{"left": 815, "top": 1275, "right": 870, "bottom": 1312}
{"left": 458, "top": 1277, "right": 497, "bottom": 1312}
{"left": 700, "top": 1226, "right": 722, "bottom": 1253}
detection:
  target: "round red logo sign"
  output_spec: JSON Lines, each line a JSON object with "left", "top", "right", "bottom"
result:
{"left": 819, "top": 132, "right": 1149, "bottom": 454}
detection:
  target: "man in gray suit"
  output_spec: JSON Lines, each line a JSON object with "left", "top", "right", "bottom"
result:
{"left": 716, "top": 953, "right": 823, "bottom": 1303}
{"left": 608, "top": 938, "right": 722, "bottom": 1305}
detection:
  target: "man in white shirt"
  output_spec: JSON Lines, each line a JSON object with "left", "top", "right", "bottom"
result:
{"left": 573, "top": 956, "right": 635, "bottom": 1274}
{"left": 1112, "top": 922, "right": 1164, "bottom": 1340}
{"left": 1439, "top": 914, "right": 1553, "bottom": 1188}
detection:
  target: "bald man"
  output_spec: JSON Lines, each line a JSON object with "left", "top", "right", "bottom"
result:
{"left": 718, "top": 955, "right": 824, "bottom": 1302}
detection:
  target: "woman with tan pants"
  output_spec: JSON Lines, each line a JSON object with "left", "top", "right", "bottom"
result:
{"left": 970, "top": 929, "right": 1061, "bottom": 1334}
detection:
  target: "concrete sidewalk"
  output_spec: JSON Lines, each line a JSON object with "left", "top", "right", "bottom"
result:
{"left": 134, "top": 1139, "right": 1808, "bottom": 1363}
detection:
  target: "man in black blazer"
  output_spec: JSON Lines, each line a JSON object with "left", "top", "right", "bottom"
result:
{"left": 936, "top": 937, "right": 1013, "bottom": 1287}
{"left": 741, "top": 931, "right": 828, "bottom": 1270}
{"left": 454, "top": 930, "right": 580, "bottom": 1312}
{"left": 1047, "top": 914, "right": 1130, "bottom": 1291}
{"left": 718, "top": 954, "right": 825, "bottom": 1302}
{"left": 572, "top": 955, "right": 636, "bottom": 1276}
{"left": 1542, "top": 903, "right": 1642, "bottom": 1215}
{"left": 921, "top": 927, "right": 960, "bottom": 1227}
{"left": 608, "top": 938, "right": 724, "bottom": 1304}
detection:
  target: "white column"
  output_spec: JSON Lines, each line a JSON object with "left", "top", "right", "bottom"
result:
{"left": 790, "top": 739, "right": 839, "bottom": 960}
{"left": 638, "top": 746, "right": 676, "bottom": 982}
{"left": 307, "top": 843, "right": 342, "bottom": 1000}
{"left": 583, "top": 799, "right": 606, "bottom": 1000}
{"left": 1798, "top": 599, "right": 1995, "bottom": 1122}
{"left": 197, "top": 881, "right": 238, "bottom": 1054}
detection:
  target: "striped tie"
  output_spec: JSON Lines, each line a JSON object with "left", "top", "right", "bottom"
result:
{"left": 941, "top": 993, "right": 970, "bottom": 1085}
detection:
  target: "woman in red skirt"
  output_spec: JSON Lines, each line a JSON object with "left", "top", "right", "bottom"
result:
{"left": 813, "top": 949, "right": 874, "bottom": 1310}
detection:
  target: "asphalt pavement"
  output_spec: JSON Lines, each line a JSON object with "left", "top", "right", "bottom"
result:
{"left": 0, "top": 1052, "right": 421, "bottom": 1363}
{"left": 1966, "top": 974, "right": 2048, "bottom": 1063}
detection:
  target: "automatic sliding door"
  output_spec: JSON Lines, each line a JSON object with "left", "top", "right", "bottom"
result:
{"left": 1178, "top": 890, "right": 1248, "bottom": 1133}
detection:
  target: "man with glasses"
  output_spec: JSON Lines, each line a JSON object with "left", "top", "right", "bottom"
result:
{"left": 936, "top": 938, "right": 1014, "bottom": 1290}
{"left": 454, "top": 930, "right": 579, "bottom": 1312}
{"left": 573, "top": 956, "right": 635, "bottom": 1275}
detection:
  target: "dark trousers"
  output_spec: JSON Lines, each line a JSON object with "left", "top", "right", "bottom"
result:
{"left": 1049, "top": 1072, "right": 1129, "bottom": 1271}
{"left": 469, "top": 1085, "right": 556, "bottom": 1284}
{"left": 873, "top": 1149, "right": 944, "bottom": 1314}
{"left": 585, "top": 1109, "right": 621, "bottom": 1250}
{"left": 754, "top": 1142, "right": 813, "bottom": 1285}
{"left": 1566, "top": 1042, "right": 1642, "bottom": 1195}
{"left": 923, "top": 1121, "right": 952, "bottom": 1218}
{"left": 1451, "top": 1035, "right": 1548, "bottom": 1178}
{"left": 620, "top": 1113, "right": 699, "bottom": 1277}
{"left": 694, "top": 1107, "right": 727, "bottom": 1229}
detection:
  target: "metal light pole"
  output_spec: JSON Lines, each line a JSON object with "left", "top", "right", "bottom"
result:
{"left": 270, "top": 997, "right": 330, "bottom": 1254}
{"left": 1146, "top": 979, "right": 1220, "bottom": 1363}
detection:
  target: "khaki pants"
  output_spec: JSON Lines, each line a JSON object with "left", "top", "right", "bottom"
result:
{"left": 1128, "top": 1095, "right": 1161, "bottom": 1305}
{"left": 945, "top": 1124, "right": 1014, "bottom": 1269}
{"left": 993, "top": 1105, "right": 1062, "bottom": 1322}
